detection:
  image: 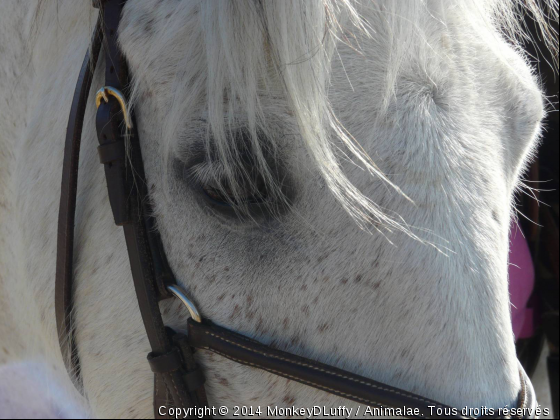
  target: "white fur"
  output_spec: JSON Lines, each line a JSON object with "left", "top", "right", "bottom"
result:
{"left": 0, "top": 362, "right": 88, "bottom": 418}
{"left": 0, "top": 0, "right": 554, "bottom": 418}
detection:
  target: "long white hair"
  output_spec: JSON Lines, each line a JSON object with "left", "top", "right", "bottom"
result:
{"left": 121, "top": 0, "right": 557, "bottom": 231}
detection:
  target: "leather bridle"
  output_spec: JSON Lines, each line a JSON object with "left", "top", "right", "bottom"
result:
{"left": 55, "top": 1, "right": 538, "bottom": 419}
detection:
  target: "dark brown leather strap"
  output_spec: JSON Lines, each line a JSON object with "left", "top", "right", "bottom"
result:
{"left": 94, "top": 0, "right": 209, "bottom": 417}
{"left": 187, "top": 320, "right": 467, "bottom": 419}
{"left": 56, "top": 1, "right": 210, "bottom": 417}
{"left": 148, "top": 329, "right": 210, "bottom": 418}
{"left": 55, "top": 15, "right": 103, "bottom": 383}
{"left": 187, "top": 319, "right": 539, "bottom": 419}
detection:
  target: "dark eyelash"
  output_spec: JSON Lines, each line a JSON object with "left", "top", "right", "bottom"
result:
{"left": 201, "top": 179, "right": 269, "bottom": 207}
{"left": 200, "top": 186, "right": 235, "bottom": 207}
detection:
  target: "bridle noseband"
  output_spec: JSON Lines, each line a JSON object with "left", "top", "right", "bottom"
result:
{"left": 55, "top": 1, "right": 537, "bottom": 419}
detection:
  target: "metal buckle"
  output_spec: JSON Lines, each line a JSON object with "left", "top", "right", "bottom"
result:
{"left": 95, "top": 86, "right": 132, "bottom": 129}
{"left": 166, "top": 284, "right": 202, "bottom": 323}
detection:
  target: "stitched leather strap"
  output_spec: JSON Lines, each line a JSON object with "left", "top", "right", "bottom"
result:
{"left": 187, "top": 320, "right": 466, "bottom": 419}
{"left": 187, "top": 319, "right": 537, "bottom": 420}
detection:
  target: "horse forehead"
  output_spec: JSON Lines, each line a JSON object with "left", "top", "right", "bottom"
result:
{"left": 118, "top": 0, "right": 543, "bottom": 177}
{"left": 117, "top": 0, "right": 534, "bottom": 102}
{"left": 119, "top": 0, "right": 203, "bottom": 84}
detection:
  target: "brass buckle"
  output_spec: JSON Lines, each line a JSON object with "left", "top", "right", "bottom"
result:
{"left": 95, "top": 87, "right": 132, "bottom": 129}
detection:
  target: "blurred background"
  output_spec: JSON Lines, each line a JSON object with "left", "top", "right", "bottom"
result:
{"left": 515, "top": 3, "right": 558, "bottom": 418}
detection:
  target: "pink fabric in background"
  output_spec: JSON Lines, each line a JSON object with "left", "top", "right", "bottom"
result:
{"left": 509, "top": 223, "right": 535, "bottom": 341}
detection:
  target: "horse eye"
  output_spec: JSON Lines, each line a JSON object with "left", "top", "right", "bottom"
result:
{"left": 201, "top": 176, "right": 269, "bottom": 207}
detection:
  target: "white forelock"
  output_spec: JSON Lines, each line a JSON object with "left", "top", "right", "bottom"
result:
{"left": 120, "top": 0, "right": 555, "bottom": 230}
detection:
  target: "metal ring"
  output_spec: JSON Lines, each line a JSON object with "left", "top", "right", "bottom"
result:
{"left": 166, "top": 284, "right": 202, "bottom": 323}
{"left": 95, "top": 86, "right": 132, "bottom": 129}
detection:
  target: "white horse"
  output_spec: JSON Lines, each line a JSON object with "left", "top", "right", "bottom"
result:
{"left": 0, "top": 0, "right": 556, "bottom": 418}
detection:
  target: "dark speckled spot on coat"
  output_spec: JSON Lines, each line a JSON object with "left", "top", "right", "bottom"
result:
{"left": 144, "top": 18, "right": 154, "bottom": 34}
{"left": 283, "top": 395, "right": 296, "bottom": 405}
{"left": 256, "top": 317, "right": 267, "bottom": 334}
{"left": 229, "top": 304, "right": 240, "bottom": 320}
{"left": 290, "top": 335, "right": 301, "bottom": 346}
{"left": 246, "top": 309, "right": 256, "bottom": 320}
